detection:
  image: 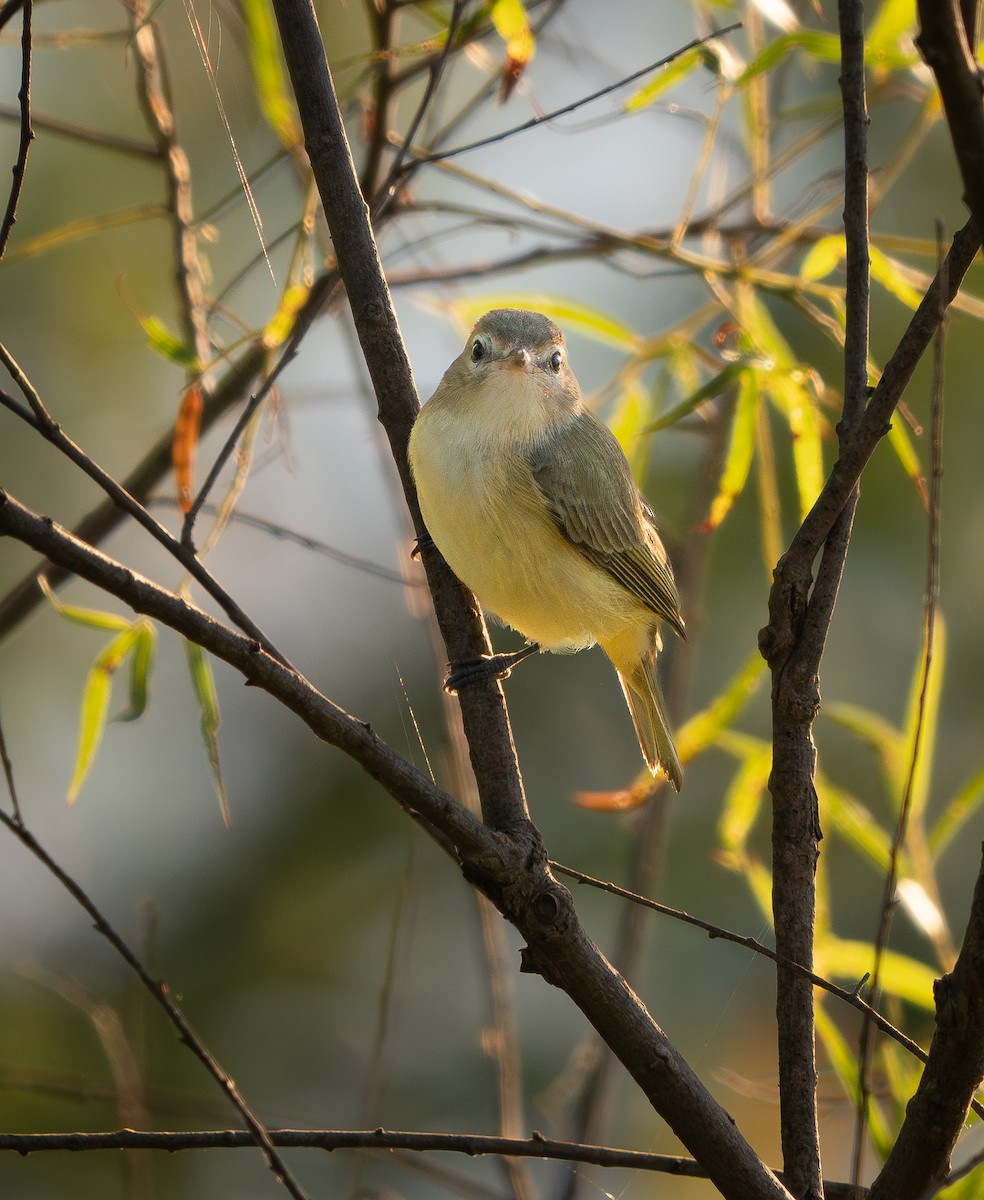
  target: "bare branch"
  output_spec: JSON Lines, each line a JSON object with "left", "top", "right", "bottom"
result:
{"left": 0, "top": 0, "right": 33, "bottom": 261}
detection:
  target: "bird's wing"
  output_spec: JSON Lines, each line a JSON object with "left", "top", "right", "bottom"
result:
{"left": 528, "top": 413, "right": 685, "bottom": 637}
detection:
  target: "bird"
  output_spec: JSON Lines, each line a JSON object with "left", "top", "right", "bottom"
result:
{"left": 408, "top": 308, "right": 686, "bottom": 790}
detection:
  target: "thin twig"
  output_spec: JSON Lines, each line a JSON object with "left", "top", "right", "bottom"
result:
{"left": 0, "top": 1123, "right": 867, "bottom": 1196}
{"left": 855, "top": 219, "right": 947, "bottom": 1188}
{"left": 0, "top": 706, "right": 22, "bottom": 824}
{"left": 402, "top": 25, "right": 742, "bottom": 167}
{"left": 0, "top": 0, "right": 33, "bottom": 261}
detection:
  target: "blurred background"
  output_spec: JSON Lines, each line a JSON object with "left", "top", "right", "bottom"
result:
{"left": 1, "top": 0, "right": 982, "bottom": 1196}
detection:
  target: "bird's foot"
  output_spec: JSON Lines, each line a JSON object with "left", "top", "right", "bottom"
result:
{"left": 444, "top": 643, "right": 540, "bottom": 693}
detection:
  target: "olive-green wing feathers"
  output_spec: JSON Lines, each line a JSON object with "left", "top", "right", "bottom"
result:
{"left": 528, "top": 413, "right": 685, "bottom": 638}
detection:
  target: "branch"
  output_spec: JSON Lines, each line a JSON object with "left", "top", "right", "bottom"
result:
{"left": 0, "top": 0, "right": 32, "bottom": 261}
{"left": 0, "top": 1124, "right": 866, "bottom": 1196}
{"left": 915, "top": 0, "right": 984, "bottom": 237}
{"left": 868, "top": 848, "right": 984, "bottom": 1200}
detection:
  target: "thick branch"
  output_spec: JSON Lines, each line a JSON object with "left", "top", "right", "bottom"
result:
{"left": 916, "top": 0, "right": 984, "bottom": 238}
{"left": 869, "top": 848, "right": 984, "bottom": 1200}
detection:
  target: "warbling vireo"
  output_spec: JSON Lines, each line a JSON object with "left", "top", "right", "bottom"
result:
{"left": 408, "top": 308, "right": 686, "bottom": 790}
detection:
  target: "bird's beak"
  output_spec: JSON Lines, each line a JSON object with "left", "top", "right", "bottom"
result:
{"left": 504, "top": 348, "right": 532, "bottom": 370}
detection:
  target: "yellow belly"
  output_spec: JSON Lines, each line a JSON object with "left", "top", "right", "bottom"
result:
{"left": 410, "top": 411, "right": 642, "bottom": 651}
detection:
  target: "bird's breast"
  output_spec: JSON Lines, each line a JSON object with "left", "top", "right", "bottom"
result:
{"left": 410, "top": 403, "right": 643, "bottom": 650}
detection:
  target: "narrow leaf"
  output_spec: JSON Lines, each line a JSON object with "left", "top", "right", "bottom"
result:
{"left": 140, "top": 315, "right": 200, "bottom": 369}
{"left": 173, "top": 384, "right": 203, "bottom": 514}
{"left": 242, "top": 0, "right": 301, "bottom": 147}
{"left": 676, "top": 651, "right": 765, "bottom": 763}
{"left": 66, "top": 628, "right": 140, "bottom": 804}
{"left": 448, "top": 296, "right": 644, "bottom": 351}
{"left": 625, "top": 47, "right": 704, "bottom": 110}
{"left": 930, "top": 761, "right": 984, "bottom": 857}
{"left": 644, "top": 361, "right": 747, "bottom": 433}
{"left": 702, "top": 370, "right": 758, "bottom": 531}
{"left": 39, "top": 577, "right": 132, "bottom": 633}
{"left": 114, "top": 620, "right": 157, "bottom": 723}
{"left": 815, "top": 937, "right": 937, "bottom": 1010}
{"left": 184, "top": 639, "right": 231, "bottom": 827}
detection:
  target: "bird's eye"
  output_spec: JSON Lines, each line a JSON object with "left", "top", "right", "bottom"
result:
{"left": 471, "top": 338, "right": 487, "bottom": 363}
{"left": 549, "top": 349, "right": 564, "bottom": 373}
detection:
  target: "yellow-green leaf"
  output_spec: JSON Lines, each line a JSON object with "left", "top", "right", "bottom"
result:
{"left": 815, "top": 936, "right": 938, "bottom": 1010}
{"left": 800, "top": 234, "right": 844, "bottom": 283}
{"left": 676, "top": 651, "right": 765, "bottom": 764}
{"left": 886, "top": 418, "right": 928, "bottom": 506}
{"left": 608, "top": 377, "right": 651, "bottom": 479}
{"left": 822, "top": 778, "right": 893, "bottom": 872}
{"left": 645, "top": 361, "right": 747, "bottom": 433}
{"left": 447, "top": 296, "right": 644, "bottom": 351}
{"left": 870, "top": 245, "right": 924, "bottom": 310}
{"left": 930, "top": 761, "right": 984, "bottom": 857}
{"left": 66, "top": 626, "right": 141, "bottom": 805}
{"left": 625, "top": 46, "right": 704, "bottom": 110}
{"left": 704, "top": 369, "right": 758, "bottom": 530}
{"left": 184, "top": 639, "right": 231, "bottom": 827}
{"left": 263, "top": 284, "right": 310, "bottom": 349}
{"left": 489, "top": 0, "right": 535, "bottom": 65}
{"left": 39, "top": 577, "right": 132, "bottom": 633}
{"left": 736, "top": 30, "right": 841, "bottom": 86}
{"left": 115, "top": 620, "right": 157, "bottom": 723}
{"left": 717, "top": 737, "right": 772, "bottom": 856}
{"left": 242, "top": 0, "right": 301, "bottom": 147}
{"left": 140, "top": 315, "right": 200, "bottom": 369}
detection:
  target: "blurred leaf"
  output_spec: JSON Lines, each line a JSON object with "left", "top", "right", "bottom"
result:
{"left": 825, "top": 700, "right": 903, "bottom": 784}
{"left": 815, "top": 1004, "right": 896, "bottom": 1155}
{"left": 242, "top": 0, "right": 301, "bottom": 147}
{"left": 140, "top": 315, "right": 200, "bottom": 369}
{"left": 774, "top": 372, "right": 825, "bottom": 518}
{"left": 866, "top": 0, "right": 917, "bottom": 64}
{"left": 184, "top": 639, "right": 231, "bottom": 828}
{"left": 67, "top": 626, "right": 143, "bottom": 805}
{"left": 489, "top": 0, "right": 534, "bottom": 99}
{"left": 114, "top": 620, "right": 157, "bottom": 723}
{"left": 625, "top": 46, "right": 704, "bottom": 109}
{"left": 822, "top": 777, "right": 893, "bottom": 872}
{"left": 716, "top": 736, "right": 772, "bottom": 855}
{"left": 5, "top": 203, "right": 166, "bottom": 260}
{"left": 448, "top": 296, "right": 644, "bottom": 351}
{"left": 816, "top": 937, "right": 937, "bottom": 1010}
{"left": 39, "top": 577, "right": 132, "bottom": 633}
{"left": 645, "top": 361, "right": 747, "bottom": 433}
{"left": 263, "top": 284, "right": 310, "bottom": 349}
{"left": 737, "top": 30, "right": 841, "bottom": 86}
{"left": 870, "top": 245, "right": 924, "bottom": 310}
{"left": 608, "top": 376, "right": 651, "bottom": 478}
{"left": 899, "top": 613, "right": 945, "bottom": 824}
{"left": 173, "top": 384, "right": 203, "bottom": 514}
{"left": 800, "top": 234, "right": 844, "bottom": 283}
{"left": 677, "top": 651, "right": 766, "bottom": 765}
{"left": 930, "top": 761, "right": 984, "bottom": 857}
{"left": 886, "top": 418, "right": 928, "bottom": 507}
{"left": 703, "top": 370, "right": 758, "bottom": 530}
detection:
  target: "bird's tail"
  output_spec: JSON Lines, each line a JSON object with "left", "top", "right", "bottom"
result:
{"left": 603, "top": 632, "right": 682, "bottom": 791}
